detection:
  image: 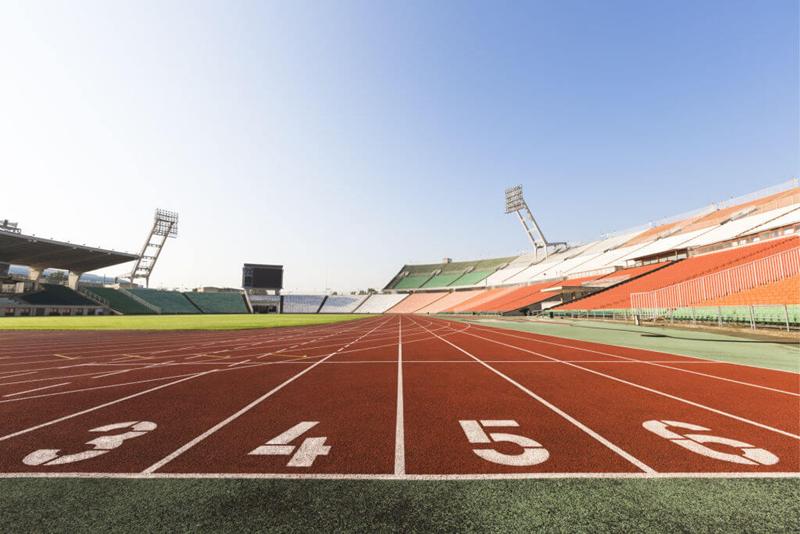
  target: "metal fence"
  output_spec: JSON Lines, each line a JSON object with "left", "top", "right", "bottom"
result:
{"left": 549, "top": 304, "right": 799, "bottom": 332}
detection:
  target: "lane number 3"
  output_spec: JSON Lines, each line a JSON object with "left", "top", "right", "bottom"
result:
{"left": 23, "top": 421, "right": 157, "bottom": 466}
{"left": 459, "top": 420, "right": 549, "bottom": 466}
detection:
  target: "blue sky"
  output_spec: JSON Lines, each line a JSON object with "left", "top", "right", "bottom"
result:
{"left": 1, "top": 1, "right": 797, "bottom": 291}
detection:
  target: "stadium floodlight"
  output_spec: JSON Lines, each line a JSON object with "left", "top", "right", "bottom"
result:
{"left": 504, "top": 185, "right": 566, "bottom": 260}
{"left": 128, "top": 209, "right": 179, "bottom": 287}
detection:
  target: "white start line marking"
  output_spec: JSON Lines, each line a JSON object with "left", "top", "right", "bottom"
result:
{"left": 459, "top": 419, "right": 549, "bottom": 467}
{"left": 643, "top": 419, "right": 779, "bottom": 466}
{"left": 249, "top": 421, "right": 331, "bottom": 467}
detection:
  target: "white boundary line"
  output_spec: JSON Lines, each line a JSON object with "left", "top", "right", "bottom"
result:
{"left": 3, "top": 382, "right": 70, "bottom": 398}
{"left": 394, "top": 316, "right": 405, "bottom": 475}
{"left": 142, "top": 318, "right": 392, "bottom": 474}
{"left": 0, "top": 471, "right": 796, "bottom": 480}
{"left": 446, "top": 320, "right": 800, "bottom": 441}
{"left": 461, "top": 318, "right": 800, "bottom": 375}
{"left": 0, "top": 371, "right": 216, "bottom": 442}
{"left": 410, "top": 317, "right": 656, "bottom": 474}
{"left": 466, "top": 322, "right": 800, "bottom": 396}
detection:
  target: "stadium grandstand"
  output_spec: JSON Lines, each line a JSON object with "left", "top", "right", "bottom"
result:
{"left": 2, "top": 181, "right": 797, "bottom": 330}
{"left": 375, "top": 179, "right": 800, "bottom": 329}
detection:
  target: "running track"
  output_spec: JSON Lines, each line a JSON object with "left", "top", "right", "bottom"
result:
{"left": 0, "top": 316, "right": 797, "bottom": 479}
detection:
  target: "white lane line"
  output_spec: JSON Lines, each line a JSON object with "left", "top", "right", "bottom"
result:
{"left": 394, "top": 316, "right": 405, "bottom": 475}
{"left": 0, "top": 371, "right": 216, "bottom": 442}
{"left": 2, "top": 471, "right": 797, "bottom": 480}
{"left": 228, "top": 359, "right": 251, "bottom": 368}
{"left": 52, "top": 353, "right": 75, "bottom": 360}
{"left": 0, "top": 371, "right": 37, "bottom": 382}
{"left": 142, "top": 318, "right": 392, "bottom": 474}
{"left": 465, "top": 319, "right": 800, "bottom": 375}
{"left": 468, "top": 324, "right": 800, "bottom": 397}
{"left": 3, "top": 382, "right": 70, "bottom": 398}
{"left": 454, "top": 322, "right": 800, "bottom": 441}
{"left": 411, "top": 317, "right": 655, "bottom": 474}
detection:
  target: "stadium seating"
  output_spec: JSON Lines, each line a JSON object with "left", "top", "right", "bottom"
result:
{"left": 282, "top": 295, "right": 325, "bottom": 313}
{"left": 354, "top": 293, "right": 408, "bottom": 313}
{"left": 414, "top": 290, "right": 487, "bottom": 314}
{"left": 184, "top": 292, "right": 248, "bottom": 314}
{"left": 319, "top": 295, "right": 368, "bottom": 313}
{"left": 386, "top": 292, "right": 448, "bottom": 313}
{"left": 129, "top": 288, "right": 201, "bottom": 314}
{"left": 386, "top": 257, "right": 517, "bottom": 289}
{"left": 83, "top": 287, "right": 153, "bottom": 315}
{"left": 559, "top": 236, "right": 799, "bottom": 311}
{"left": 699, "top": 274, "right": 800, "bottom": 306}
{"left": 19, "top": 284, "right": 97, "bottom": 306}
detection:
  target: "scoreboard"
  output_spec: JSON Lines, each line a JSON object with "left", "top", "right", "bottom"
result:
{"left": 242, "top": 263, "right": 283, "bottom": 290}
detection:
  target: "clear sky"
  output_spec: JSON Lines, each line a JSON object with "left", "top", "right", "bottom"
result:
{"left": 1, "top": 1, "right": 797, "bottom": 292}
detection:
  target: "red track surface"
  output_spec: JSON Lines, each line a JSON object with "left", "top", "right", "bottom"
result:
{"left": 0, "top": 316, "right": 797, "bottom": 479}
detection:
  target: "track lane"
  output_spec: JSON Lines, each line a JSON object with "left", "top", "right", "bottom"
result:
{"left": 427, "top": 318, "right": 800, "bottom": 474}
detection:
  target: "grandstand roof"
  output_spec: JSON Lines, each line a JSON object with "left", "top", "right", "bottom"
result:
{"left": 0, "top": 230, "right": 138, "bottom": 272}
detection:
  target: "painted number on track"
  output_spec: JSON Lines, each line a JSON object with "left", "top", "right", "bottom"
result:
{"left": 643, "top": 419, "right": 779, "bottom": 466}
{"left": 23, "top": 421, "right": 157, "bottom": 466}
{"left": 459, "top": 420, "right": 549, "bottom": 466}
{"left": 249, "top": 421, "right": 330, "bottom": 467}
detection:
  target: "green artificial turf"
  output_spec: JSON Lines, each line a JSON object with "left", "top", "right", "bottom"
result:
{"left": 0, "top": 477, "right": 797, "bottom": 532}
{"left": 452, "top": 317, "right": 800, "bottom": 373}
{"left": 0, "top": 314, "right": 368, "bottom": 331}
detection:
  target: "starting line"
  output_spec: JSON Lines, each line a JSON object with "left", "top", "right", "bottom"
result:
{"left": 0, "top": 471, "right": 798, "bottom": 480}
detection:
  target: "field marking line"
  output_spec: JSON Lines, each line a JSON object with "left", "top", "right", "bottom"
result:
{"left": 463, "top": 319, "right": 800, "bottom": 376}
{"left": 447, "top": 320, "right": 800, "bottom": 441}
{"left": 0, "top": 371, "right": 216, "bottom": 442}
{"left": 395, "top": 316, "right": 405, "bottom": 475}
{"left": 0, "top": 359, "right": 288, "bottom": 404}
{"left": 142, "top": 317, "right": 393, "bottom": 474}
{"left": 0, "top": 371, "right": 37, "bottom": 381}
{"left": 465, "top": 323, "right": 799, "bottom": 397}
{"left": 3, "top": 382, "right": 70, "bottom": 398}
{"left": 52, "top": 353, "right": 75, "bottom": 360}
{"left": 228, "top": 359, "right": 251, "bottom": 368}
{"left": 0, "top": 471, "right": 798, "bottom": 480}
{"left": 411, "top": 317, "right": 656, "bottom": 474}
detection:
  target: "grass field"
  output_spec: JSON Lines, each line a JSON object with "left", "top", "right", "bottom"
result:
{"left": 0, "top": 313, "right": 367, "bottom": 331}
{"left": 2, "top": 477, "right": 797, "bottom": 532}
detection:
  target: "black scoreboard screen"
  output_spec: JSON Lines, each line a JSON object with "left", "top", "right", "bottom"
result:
{"left": 242, "top": 263, "right": 283, "bottom": 290}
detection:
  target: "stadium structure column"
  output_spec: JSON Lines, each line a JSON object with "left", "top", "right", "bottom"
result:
{"left": 67, "top": 271, "right": 81, "bottom": 290}
{"left": 27, "top": 266, "right": 42, "bottom": 285}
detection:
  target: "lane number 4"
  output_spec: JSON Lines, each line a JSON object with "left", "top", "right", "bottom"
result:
{"left": 249, "top": 421, "right": 330, "bottom": 467}
{"left": 459, "top": 419, "right": 549, "bottom": 466}
{"left": 643, "top": 419, "right": 779, "bottom": 466}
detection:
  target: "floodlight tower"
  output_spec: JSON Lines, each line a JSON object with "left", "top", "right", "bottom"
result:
{"left": 504, "top": 185, "right": 565, "bottom": 261}
{"left": 129, "top": 209, "right": 179, "bottom": 287}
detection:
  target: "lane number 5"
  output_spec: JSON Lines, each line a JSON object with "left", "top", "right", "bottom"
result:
{"left": 459, "top": 419, "right": 549, "bottom": 466}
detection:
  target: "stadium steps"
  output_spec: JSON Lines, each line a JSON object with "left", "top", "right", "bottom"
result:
{"left": 129, "top": 288, "right": 201, "bottom": 314}
{"left": 19, "top": 284, "right": 99, "bottom": 306}
{"left": 82, "top": 287, "right": 154, "bottom": 315}
{"left": 320, "top": 295, "right": 368, "bottom": 313}
{"left": 183, "top": 292, "right": 249, "bottom": 314}
{"left": 386, "top": 292, "right": 448, "bottom": 313}
{"left": 117, "top": 287, "right": 162, "bottom": 313}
